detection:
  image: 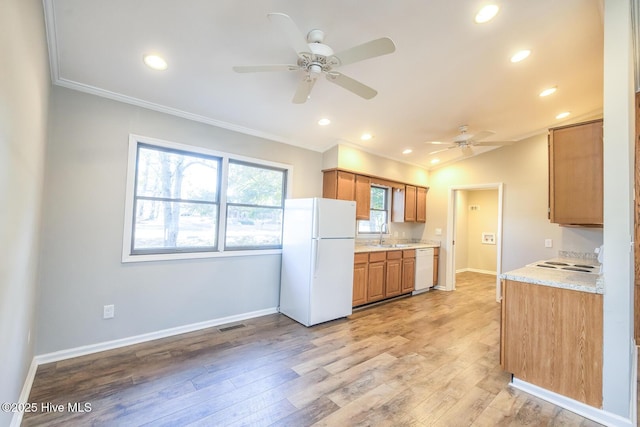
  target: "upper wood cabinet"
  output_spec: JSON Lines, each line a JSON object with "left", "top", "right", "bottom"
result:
{"left": 354, "top": 175, "right": 371, "bottom": 220}
{"left": 416, "top": 187, "right": 427, "bottom": 223}
{"left": 392, "top": 185, "right": 428, "bottom": 223}
{"left": 322, "top": 170, "right": 370, "bottom": 220}
{"left": 548, "top": 119, "right": 603, "bottom": 226}
{"left": 323, "top": 169, "right": 428, "bottom": 223}
{"left": 323, "top": 170, "right": 355, "bottom": 200}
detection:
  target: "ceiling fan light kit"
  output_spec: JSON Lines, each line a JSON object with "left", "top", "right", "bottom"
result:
{"left": 233, "top": 12, "right": 396, "bottom": 103}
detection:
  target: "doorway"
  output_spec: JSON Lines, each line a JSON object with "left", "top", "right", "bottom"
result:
{"left": 444, "top": 183, "right": 504, "bottom": 301}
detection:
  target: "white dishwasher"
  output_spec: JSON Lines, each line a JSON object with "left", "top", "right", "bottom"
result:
{"left": 413, "top": 247, "right": 434, "bottom": 295}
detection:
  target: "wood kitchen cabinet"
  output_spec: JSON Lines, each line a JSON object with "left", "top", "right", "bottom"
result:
{"left": 322, "top": 170, "right": 371, "bottom": 220}
{"left": 416, "top": 187, "right": 427, "bottom": 222}
{"left": 352, "top": 253, "right": 369, "bottom": 306}
{"left": 392, "top": 185, "right": 428, "bottom": 223}
{"left": 367, "top": 251, "right": 386, "bottom": 302}
{"left": 501, "top": 279, "right": 603, "bottom": 407}
{"left": 548, "top": 119, "right": 603, "bottom": 226}
{"left": 353, "top": 249, "right": 417, "bottom": 307}
{"left": 385, "top": 251, "right": 403, "bottom": 297}
{"left": 323, "top": 170, "right": 355, "bottom": 200}
{"left": 401, "top": 250, "right": 416, "bottom": 294}
{"left": 354, "top": 175, "right": 371, "bottom": 220}
{"left": 433, "top": 247, "right": 439, "bottom": 286}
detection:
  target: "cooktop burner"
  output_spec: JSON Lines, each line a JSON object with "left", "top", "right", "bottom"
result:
{"left": 527, "top": 260, "right": 600, "bottom": 274}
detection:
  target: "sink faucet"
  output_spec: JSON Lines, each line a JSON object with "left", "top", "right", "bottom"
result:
{"left": 379, "top": 223, "right": 386, "bottom": 245}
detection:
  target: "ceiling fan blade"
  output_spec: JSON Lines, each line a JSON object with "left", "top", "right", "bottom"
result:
{"left": 473, "top": 140, "right": 514, "bottom": 147}
{"left": 331, "top": 37, "right": 396, "bottom": 67}
{"left": 468, "top": 130, "right": 495, "bottom": 141}
{"left": 232, "top": 64, "right": 299, "bottom": 73}
{"left": 325, "top": 72, "right": 377, "bottom": 99}
{"left": 292, "top": 74, "right": 317, "bottom": 104}
{"left": 427, "top": 147, "right": 454, "bottom": 155}
{"left": 267, "top": 13, "right": 310, "bottom": 55}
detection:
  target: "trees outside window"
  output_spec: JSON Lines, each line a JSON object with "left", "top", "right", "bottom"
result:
{"left": 123, "top": 136, "right": 289, "bottom": 261}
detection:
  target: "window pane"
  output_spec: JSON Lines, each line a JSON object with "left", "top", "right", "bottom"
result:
{"left": 357, "top": 211, "right": 388, "bottom": 234}
{"left": 225, "top": 206, "right": 283, "bottom": 248}
{"left": 227, "top": 162, "right": 284, "bottom": 206}
{"left": 371, "top": 186, "right": 386, "bottom": 210}
{"left": 136, "top": 146, "right": 219, "bottom": 202}
{"left": 133, "top": 200, "right": 217, "bottom": 250}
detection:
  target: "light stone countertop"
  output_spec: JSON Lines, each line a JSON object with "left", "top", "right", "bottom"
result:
{"left": 500, "top": 259, "right": 604, "bottom": 294}
{"left": 354, "top": 241, "right": 440, "bottom": 253}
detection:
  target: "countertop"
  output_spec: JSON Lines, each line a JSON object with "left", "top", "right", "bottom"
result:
{"left": 354, "top": 241, "right": 440, "bottom": 253}
{"left": 499, "top": 257, "right": 604, "bottom": 294}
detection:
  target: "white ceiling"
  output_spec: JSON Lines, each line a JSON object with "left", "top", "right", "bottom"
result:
{"left": 44, "top": 0, "right": 604, "bottom": 169}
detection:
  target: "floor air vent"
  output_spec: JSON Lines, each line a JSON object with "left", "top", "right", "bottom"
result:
{"left": 218, "top": 323, "right": 246, "bottom": 332}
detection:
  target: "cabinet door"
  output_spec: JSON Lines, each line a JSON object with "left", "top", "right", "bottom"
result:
{"left": 352, "top": 261, "right": 368, "bottom": 307}
{"left": 385, "top": 258, "right": 402, "bottom": 297}
{"left": 404, "top": 185, "right": 417, "bottom": 222}
{"left": 433, "top": 250, "right": 439, "bottom": 286}
{"left": 401, "top": 257, "right": 415, "bottom": 293}
{"left": 549, "top": 120, "right": 603, "bottom": 225}
{"left": 336, "top": 171, "right": 356, "bottom": 201}
{"left": 367, "top": 261, "right": 385, "bottom": 302}
{"left": 416, "top": 187, "right": 427, "bottom": 223}
{"left": 355, "top": 175, "right": 371, "bottom": 220}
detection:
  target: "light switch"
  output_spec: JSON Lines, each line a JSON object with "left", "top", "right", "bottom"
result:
{"left": 435, "top": 228, "right": 442, "bottom": 236}
{"left": 545, "top": 239, "right": 553, "bottom": 248}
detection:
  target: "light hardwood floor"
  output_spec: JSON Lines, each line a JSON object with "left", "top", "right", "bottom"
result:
{"left": 23, "top": 272, "right": 605, "bottom": 426}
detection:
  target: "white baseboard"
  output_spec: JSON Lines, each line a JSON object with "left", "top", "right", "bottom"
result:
{"left": 10, "top": 358, "right": 38, "bottom": 427}
{"left": 35, "top": 307, "right": 278, "bottom": 365}
{"left": 456, "top": 268, "right": 497, "bottom": 275}
{"left": 511, "top": 378, "right": 634, "bottom": 427}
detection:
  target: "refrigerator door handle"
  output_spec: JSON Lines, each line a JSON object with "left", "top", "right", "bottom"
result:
{"left": 313, "top": 239, "right": 320, "bottom": 278}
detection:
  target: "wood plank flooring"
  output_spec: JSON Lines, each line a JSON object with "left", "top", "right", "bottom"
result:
{"left": 23, "top": 272, "right": 605, "bottom": 426}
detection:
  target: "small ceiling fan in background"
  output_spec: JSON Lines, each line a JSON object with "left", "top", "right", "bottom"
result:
{"left": 233, "top": 13, "right": 396, "bottom": 103}
{"left": 425, "top": 125, "right": 514, "bottom": 157}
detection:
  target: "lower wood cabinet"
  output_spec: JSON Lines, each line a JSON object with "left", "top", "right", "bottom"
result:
{"left": 353, "top": 249, "right": 416, "bottom": 307}
{"left": 433, "top": 247, "right": 439, "bottom": 286}
{"left": 501, "top": 279, "right": 603, "bottom": 407}
{"left": 352, "top": 253, "right": 368, "bottom": 306}
{"left": 385, "top": 251, "right": 403, "bottom": 297}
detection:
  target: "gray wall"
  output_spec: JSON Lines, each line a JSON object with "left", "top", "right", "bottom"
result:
{"left": 36, "top": 87, "right": 323, "bottom": 354}
{"left": 0, "top": 0, "right": 50, "bottom": 424}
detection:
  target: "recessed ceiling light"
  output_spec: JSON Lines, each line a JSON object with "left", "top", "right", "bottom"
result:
{"left": 361, "top": 133, "right": 373, "bottom": 141}
{"left": 475, "top": 5, "right": 499, "bottom": 23}
{"left": 143, "top": 54, "right": 168, "bottom": 71}
{"left": 402, "top": 149, "right": 413, "bottom": 155}
{"left": 510, "top": 50, "right": 531, "bottom": 63}
{"left": 318, "top": 118, "right": 331, "bottom": 126}
{"left": 539, "top": 86, "right": 557, "bottom": 97}
{"left": 431, "top": 158, "right": 441, "bottom": 164}
{"left": 555, "top": 111, "right": 571, "bottom": 119}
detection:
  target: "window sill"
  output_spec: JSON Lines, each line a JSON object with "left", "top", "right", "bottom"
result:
{"left": 121, "top": 248, "right": 282, "bottom": 263}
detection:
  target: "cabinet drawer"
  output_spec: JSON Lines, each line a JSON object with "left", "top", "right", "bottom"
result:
{"left": 369, "top": 251, "right": 387, "bottom": 262}
{"left": 387, "top": 250, "right": 402, "bottom": 260}
{"left": 403, "top": 249, "right": 416, "bottom": 258}
{"left": 354, "top": 253, "right": 369, "bottom": 264}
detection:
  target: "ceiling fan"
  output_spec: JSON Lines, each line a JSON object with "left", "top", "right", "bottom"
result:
{"left": 425, "top": 125, "right": 514, "bottom": 157}
{"left": 232, "top": 13, "right": 396, "bottom": 104}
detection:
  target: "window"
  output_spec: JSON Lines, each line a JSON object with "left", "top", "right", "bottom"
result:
{"left": 357, "top": 185, "right": 390, "bottom": 234}
{"left": 225, "top": 161, "right": 286, "bottom": 250}
{"left": 123, "top": 135, "right": 289, "bottom": 262}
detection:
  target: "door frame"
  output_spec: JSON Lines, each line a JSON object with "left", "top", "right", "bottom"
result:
{"left": 444, "top": 182, "right": 504, "bottom": 302}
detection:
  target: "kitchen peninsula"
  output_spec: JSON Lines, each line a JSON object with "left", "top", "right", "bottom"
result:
{"left": 499, "top": 252, "right": 603, "bottom": 409}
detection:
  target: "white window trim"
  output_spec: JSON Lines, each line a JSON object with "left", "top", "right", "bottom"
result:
{"left": 121, "top": 134, "right": 292, "bottom": 263}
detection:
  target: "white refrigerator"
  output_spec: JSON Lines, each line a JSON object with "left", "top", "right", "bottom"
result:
{"left": 279, "top": 198, "right": 356, "bottom": 327}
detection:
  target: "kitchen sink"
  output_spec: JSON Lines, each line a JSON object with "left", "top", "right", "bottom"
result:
{"left": 369, "top": 243, "right": 411, "bottom": 248}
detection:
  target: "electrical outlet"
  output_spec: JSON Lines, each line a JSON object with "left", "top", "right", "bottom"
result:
{"left": 545, "top": 239, "right": 553, "bottom": 248}
{"left": 103, "top": 304, "right": 115, "bottom": 319}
